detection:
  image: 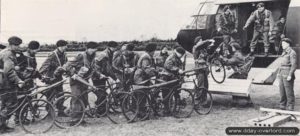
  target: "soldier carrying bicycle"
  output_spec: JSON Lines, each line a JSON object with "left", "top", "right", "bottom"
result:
{"left": 14, "top": 40, "right": 42, "bottom": 125}
{"left": 161, "top": 47, "right": 186, "bottom": 116}
{"left": 0, "top": 36, "right": 25, "bottom": 133}
{"left": 62, "top": 41, "right": 98, "bottom": 125}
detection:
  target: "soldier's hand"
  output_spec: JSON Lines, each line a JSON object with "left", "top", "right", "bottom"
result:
{"left": 243, "top": 26, "right": 247, "bottom": 30}
{"left": 233, "top": 29, "right": 237, "bottom": 33}
{"left": 287, "top": 75, "right": 292, "bottom": 81}
{"left": 217, "top": 28, "right": 221, "bottom": 32}
{"left": 208, "top": 39, "right": 215, "bottom": 43}
{"left": 178, "top": 69, "right": 184, "bottom": 74}
{"left": 280, "top": 34, "right": 285, "bottom": 39}
{"left": 18, "top": 80, "right": 25, "bottom": 88}
{"left": 268, "top": 32, "right": 272, "bottom": 36}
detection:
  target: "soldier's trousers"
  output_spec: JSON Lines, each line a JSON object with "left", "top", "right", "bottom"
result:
{"left": 250, "top": 30, "right": 270, "bottom": 52}
{"left": 44, "top": 84, "right": 64, "bottom": 111}
{"left": 92, "top": 79, "right": 107, "bottom": 113}
{"left": 0, "top": 88, "right": 18, "bottom": 126}
{"left": 196, "top": 70, "right": 209, "bottom": 101}
{"left": 162, "top": 82, "right": 180, "bottom": 113}
{"left": 70, "top": 79, "right": 88, "bottom": 119}
{"left": 278, "top": 68, "right": 295, "bottom": 109}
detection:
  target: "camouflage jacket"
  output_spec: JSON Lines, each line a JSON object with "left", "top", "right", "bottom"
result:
{"left": 193, "top": 40, "right": 211, "bottom": 69}
{"left": 64, "top": 52, "right": 95, "bottom": 80}
{"left": 245, "top": 9, "right": 274, "bottom": 32}
{"left": 93, "top": 48, "right": 117, "bottom": 80}
{"left": 155, "top": 52, "right": 169, "bottom": 68}
{"left": 39, "top": 49, "right": 68, "bottom": 79}
{"left": 0, "top": 48, "right": 22, "bottom": 89}
{"left": 113, "top": 51, "right": 138, "bottom": 74}
{"left": 134, "top": 52, "right": 156, "bottom": 85}
{"left": 16, "top": 52, "right": 39, "bottom": 80}
{"left": 164, "top": 53, "right": 183, "bottom": 74}
{"left": 217, "top": 11, "right": 238, "bottom": 31}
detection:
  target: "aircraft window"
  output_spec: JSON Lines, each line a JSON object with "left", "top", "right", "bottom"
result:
{"left": 198, "top": 2, "right": 219, "bottom": 15}
{"left": 184, "top": 15, "right": 207, "bottom": 29}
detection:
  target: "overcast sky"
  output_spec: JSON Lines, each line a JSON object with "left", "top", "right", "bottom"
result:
{"left": 0, "top": 0, "right": 200, "bottom": 44}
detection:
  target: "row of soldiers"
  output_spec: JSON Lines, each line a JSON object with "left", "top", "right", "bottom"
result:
{"left": 0, "top": 36, "right": 202, "bottom": 133}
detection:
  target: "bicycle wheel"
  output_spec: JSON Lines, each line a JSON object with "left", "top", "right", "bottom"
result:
{"left": 122, "top": 90, "right": 150, "bottom": 122}
{"left": 194, "top": 88, "right": 213, "bottom": 115}
{"left": 54, "top": 94, "right": 85, "bottom": 129}
{"left": 106, "top": 92, "right": 128, "bottom": 124}
{"left": 38, "top": 91, "right": 71, "bottom": 119}
{"left": 169, "top": 88, "right": 194, "bottom": 118}
{"left": 19, "top": 99, "right": 55, "bottom": 134}
{"left": 210, "top": 58, "right": 226, "bottom": 84}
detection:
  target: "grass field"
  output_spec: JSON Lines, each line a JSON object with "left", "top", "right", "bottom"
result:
{"left": 2, "top": 53, "right": 300, "bottom": 136}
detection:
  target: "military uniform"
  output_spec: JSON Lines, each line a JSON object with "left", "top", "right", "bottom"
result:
{"left": 16, "top": 52, "right": 40, "bottom": 90}
{"left": 218, "top": 41, "right": 235, "bottom": 58}
{"left": 134, "top": 52, "right": 156, "bottom": 85}
{"left": 133, "top": 52, "right": 157, "bottom": 116}
{"left": 93, "top": 48, "right": 117, "bottom": 112}
{"left": 193, "top": 40, "right": 211, "bottom": 102}
{"left": 278, "top": 47, "right": 297, "bottom": 110}
{"left": 113, "top": 51, "right": 138, "bottom": 91}
{"left": 155, "top": 51, "right": 169, "bottom": 68}
{"left": 0, "top": 48, "right": 22, "bottom": 128}
{"left": 39, "top": 49, "right": 68, "bottom": 111}
{"left": 64, "top": 51, "right": 95, "bottom": 118}
{"left": 217, "top": 11, "right": 238, "bottom": 35}
{"left": 244, "top": 9, "right": 274, "bottom": 54}
{"left": 271, "top": 21, "right": 285, "bottom": 53}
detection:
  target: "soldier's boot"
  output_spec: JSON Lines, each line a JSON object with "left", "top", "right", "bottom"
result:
{"left": 287, "top": 105, "right": 294, "bottom": 111}
{"left": 279, "top": 105, "right": 286, "bottom": 110}
{"left": 0, "top": 124, "right": 14, "bottom": 133}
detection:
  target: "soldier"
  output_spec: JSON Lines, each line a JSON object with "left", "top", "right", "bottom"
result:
{"left": 63, "top": 41, "right": 98, "bottom": 124}
{"left": 270, "top": 16, "right": 286, "bottom": 53}
{"left": 217, "top": 35, "right": 236, "bottom": 59}
{"left": 14, "top": 41, "right": 41, "bottom": 124}
{"left": 39, "top": 40, "right": 68, "bottom": 115}
{"left": 278, "top": 38, "right": 297, "bottom": 111}
{"left": 243, "top": 2, "right": 274, "bottom": 57}
{"left": 155, "top": 45, "right": 169, "bottom": 68}
{"left": 113, "top": 44, "right": 138, "bottom": 91}
{"left": 216, "top": 5, "right": 238, "bottom": 37}
{"left": 16, "top": 41, "right": 41, "bottom": 89}
{"left": 193, "top": 36, "right": 214, "bottom": 103}
{"left": 0, "top": 36, "right": 25, "bottom": 133}
{"left": 162, "top": 47, "right": 186, "bottom": 115}
{"left": 93, "top": 41, "right": 118, "bottom": 113}
{"left": 134, "top": 43, "right": 157, "bottom": 85}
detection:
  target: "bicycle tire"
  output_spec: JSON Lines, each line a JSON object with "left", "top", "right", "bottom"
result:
{"left": 54, "top": 94, "right": 85, "bottom": 129}
{"left": 194, "top": 88, "right": 213, "bottom": 115}
{"left": 210, "top": 58, "right": 226, "bottom": 84}
{"left": 19, "top": 99, "right": 55, "bottom": 134}
{"left": 169, "top": 88, "right": 194, "bottom": 118}
{"left": 106, "top": 92, "right": 128, "bottom": 124}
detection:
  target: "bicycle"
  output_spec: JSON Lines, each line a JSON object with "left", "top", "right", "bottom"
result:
{"left": 54, "top": 75, "right": 129, "bottom": 129}
{"left": 123, "top": 69, "right": 203, "bottom": 122}
{"left": 0, "top": 79, "right": 66, "bottom": 133}
{"left": 182, "top": 72, "right": 213, "bottom": 115}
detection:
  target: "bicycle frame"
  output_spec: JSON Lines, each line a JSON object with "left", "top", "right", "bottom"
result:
{"left": 0, "top": 78, "right": 67, "bottom": 116}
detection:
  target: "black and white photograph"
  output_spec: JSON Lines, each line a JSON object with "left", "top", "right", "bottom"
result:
{"left": 0, "top": 0, "right": 299, "bottom": 135}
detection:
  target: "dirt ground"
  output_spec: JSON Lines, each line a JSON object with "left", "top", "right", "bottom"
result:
{"left": 2, "top": 54, "right": 299, "bottom": 136}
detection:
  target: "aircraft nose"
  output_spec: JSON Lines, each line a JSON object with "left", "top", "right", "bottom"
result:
{"left": 176, "top": 29, "right": 201, "bottom": 53}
